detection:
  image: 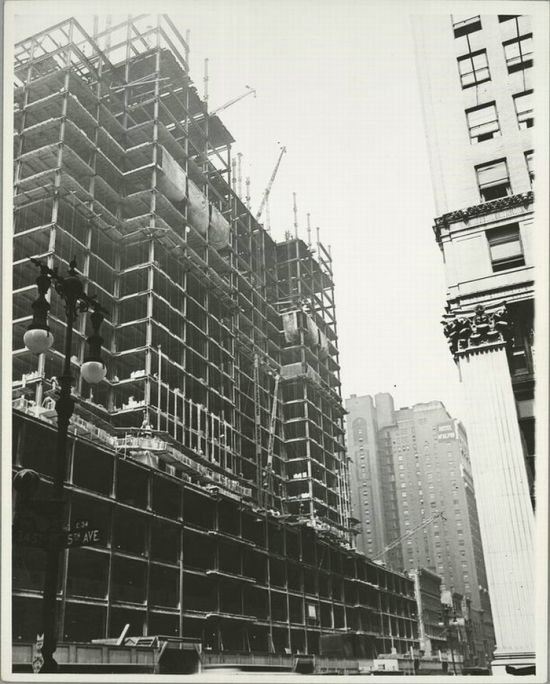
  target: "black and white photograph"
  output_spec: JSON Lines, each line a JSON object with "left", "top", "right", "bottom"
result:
{"left": 2, "top": 1, "right": 548, "bottom": 680}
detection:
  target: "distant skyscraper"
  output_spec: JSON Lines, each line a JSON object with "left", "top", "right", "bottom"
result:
{"left": 345, "top": 394, "right": 495, "bottom": 654}
{"left": 412, "top": 12, "right": 538, "bottom": 673}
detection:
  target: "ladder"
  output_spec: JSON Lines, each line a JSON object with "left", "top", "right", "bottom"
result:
{"left": 253, "top": 354, "right": 263, "bottom": 501}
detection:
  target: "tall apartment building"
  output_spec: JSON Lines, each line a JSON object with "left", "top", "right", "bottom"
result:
{"left": 11, "top": 15, "right": 417, "bottom": 666}
{"left": 345, "top": 394, "right": 495, "bottom": 658}
{"left": 412, "top": 13, "right": 539, "bottom": 673}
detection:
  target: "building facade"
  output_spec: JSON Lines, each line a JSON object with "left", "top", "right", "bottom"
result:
{"left": 11, "top": 14, "right": 417, "bottom": 668}
{"left": 412, "top": 13, "right": 539, "bottom": 673}
{"left": 410, "top": 568, "right": 447, "bottom": 663}
{"left": 345, "top": 394, "right": 495, "bottom": 658}
{"left": 12, "top": 407, "right": 419, "bottom": 660}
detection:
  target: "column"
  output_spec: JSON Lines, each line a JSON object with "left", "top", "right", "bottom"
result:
{"left": 458, "top": 342, "right": 534, "bottom": 672}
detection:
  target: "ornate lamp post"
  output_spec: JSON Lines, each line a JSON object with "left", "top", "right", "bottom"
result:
{"left": 22, "top": 257, "right": 107, "bottom": 673}
{"left": 439, "top": 603, "right": 461, "bottom": 676}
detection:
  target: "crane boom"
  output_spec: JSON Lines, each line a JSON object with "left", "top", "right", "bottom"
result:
{"left": 210, "top": 85, "right": 256, "bottom": 116}
{"left": 373, "top": 510, "right": 445, "bottom": 560}
{"left": 256, "top": 145, "right": 287, "bottom": 222}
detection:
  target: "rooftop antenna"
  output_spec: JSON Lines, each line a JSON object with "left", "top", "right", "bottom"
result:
{"left": 237, "top": 153, "right": 243, "bottom": 198}
{"left": 316, "top": 226, "right": 321, "bottom": 254}
{"left": 203, "top": 58, "right": 209, "bottom": 105}
{"left": 245, "top": 177, "right": 251, "bottom": 210}
{"left": 293, "top": 192, "right": 298, "bottom": 239}
{"left": 306, "top": 213, "right": 312, "bottom": 247}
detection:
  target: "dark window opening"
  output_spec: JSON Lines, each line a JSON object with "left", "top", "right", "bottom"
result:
{"left": 63, "top": 602, "right": 106, "bottom": 642}
{"left": 183, "top": 490, "right": 214, "bottom": 529}
{"left": 20, "top": 422, "right": 58, "bottom": 478}
{"left": 111, "top": 556, "right": 147, "bottom": 603}
{"left": 243, "top": 549, "right": 267, "bottom": 583}
{"left": 13, "top": 545, "right": 47, "bottom": 591}
{"left": 476, "top": 159, "right": 511, "bottom": 201}
{"left": 73, "top": 442, "right": 113, "bottom": 495}
{"left": 219, "top": 582, "right": 242, "bottom": 614}
{"left": 109, "top": 606, "right": 146, "bottom": 638}
{"left": 116, "top": 459, "right": 149, "bottom": 508}
{"left": 148, "top": 611, "right": 179, "bottom": 637}
{"left": 182, "top": 573, "right": 215, "bottom": 611}
{"left": 219, "top": 543, "right": 241, "bottom": 575}
{"left": 151, "top": 476, "right": 181, "bottom": 519}
{"left": 150, "top": 519, "right": 179, "bottom": 563}
{"left": 66, "top": 548, "right": 109, "bottom": 598}
{"left": 270, "top": 558, "right": 286, "bottom": 588}
{"left": 113, "top": 507, "right": 148, "bottom": 556}
{"left": 487, "top": 224, "right": 525, "bottom": 272}
{"left": 149, "top": 564, "right": 179, "bottom": 607}
{"left": 271, "top": 591, "right": 288, "bottom": 621}
{"left": 183, "top": 531, "right": 215, "bottom": 570}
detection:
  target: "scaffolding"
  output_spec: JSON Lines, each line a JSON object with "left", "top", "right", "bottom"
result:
{"left": 12, "top": 14, "right": 353, "bottom": 531}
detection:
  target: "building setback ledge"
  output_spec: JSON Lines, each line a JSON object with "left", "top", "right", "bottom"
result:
{"left": 433, "top": 191, "right": 534, "bottom": 240}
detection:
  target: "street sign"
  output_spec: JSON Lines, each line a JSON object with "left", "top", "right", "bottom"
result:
{"left": 13, "top": 499, "right": 64, "bottom": 549}
{"left": 64, "top": 520, "right": 102, "bottom": 548}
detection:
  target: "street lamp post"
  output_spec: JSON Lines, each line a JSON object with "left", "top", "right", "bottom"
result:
{"left": 23, "top": 257, "right": 107, "bottom": 673}
{"left": 439, "top": 604, "right": 459, "bottom": 676}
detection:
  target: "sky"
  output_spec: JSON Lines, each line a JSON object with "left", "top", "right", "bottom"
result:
{"left": 8, "top": 0, "right": 467, "bottom": 420}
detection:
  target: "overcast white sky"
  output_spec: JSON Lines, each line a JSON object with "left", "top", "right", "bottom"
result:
{"left": 10, "top": 0, "right": 522, "bottom": 423}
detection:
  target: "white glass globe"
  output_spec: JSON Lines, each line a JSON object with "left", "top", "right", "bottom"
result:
{"left": 23, "top": 328, "right": 54, "bottom": 354}
{"left": 81, "top": 360, "right": 107, "bottom": 384}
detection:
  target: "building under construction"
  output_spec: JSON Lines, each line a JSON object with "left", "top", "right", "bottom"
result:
{"left": 12, "top": 15, "right": 418, "bottom": 668}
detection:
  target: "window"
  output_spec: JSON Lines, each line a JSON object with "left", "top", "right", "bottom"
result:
{"left": 525, "top": 151, "right": 534, "bottom": 184}
{"left": 466, "top": 102, "right": 500, "bottom": 143}
{"left": 499, "top": 15, "right": 519, "bottom": 22}
{"left": 476, "top": 159, "right": 511, "bottom": 201}
{"left": 514, "top": 91, "right": 533, "bottom": 129}
{"left": 452, "top": 14, "right": 482, "bottom": 37}
{"left": 458, "top": 50, "right": 490, "bottom": 88}
{"left": 504, "top": 35, "right": 533, "bottom": 72}
{"left": 487, "top": 224, "right": 525, "bottom": 272}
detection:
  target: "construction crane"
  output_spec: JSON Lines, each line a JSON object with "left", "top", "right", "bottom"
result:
{"left": 373, "top": 510, "right": 446, "bottom": 562}
{"left": 209, "top": 85, "right": 256, "bottom": 116}
{"left": 255, "top": 144, "right": 287, "bottom": 223}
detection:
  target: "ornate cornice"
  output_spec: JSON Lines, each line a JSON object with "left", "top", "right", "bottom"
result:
{"left": 442, "top": 303, "right": 514, "bottom": 359}
{"left": 433, "top": 192, "right": 534, "bottom": 241}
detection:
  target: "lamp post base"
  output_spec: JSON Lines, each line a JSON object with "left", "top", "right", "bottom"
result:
{"left": 39, "top": 654, "right": 58, "bottom": 673}
{"left": 491, "top": 651, "right": 536, "bottom": 677}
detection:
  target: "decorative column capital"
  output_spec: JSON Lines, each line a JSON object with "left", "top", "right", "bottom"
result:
{"left": 442, "top": 303, "right": 514, "bottom": 359}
